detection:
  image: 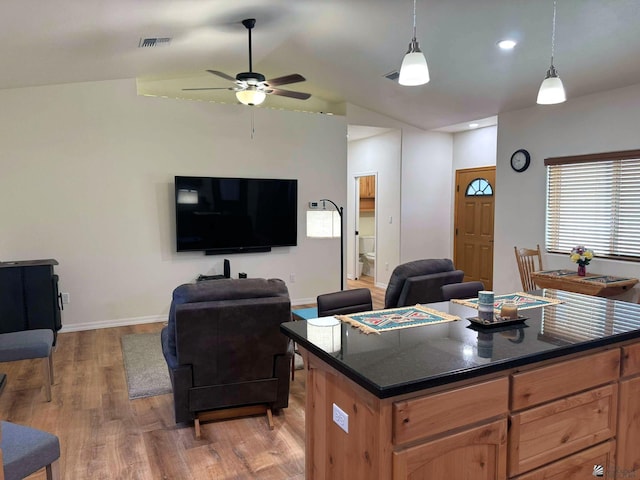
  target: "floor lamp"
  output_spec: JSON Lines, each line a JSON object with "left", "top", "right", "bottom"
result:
{"left": 319, "top": 199, "right": 344, "bottom": 291}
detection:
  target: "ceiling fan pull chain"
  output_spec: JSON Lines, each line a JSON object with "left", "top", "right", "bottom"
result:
{"left": 251, "top": 108, "right": 255, "bottom": 139}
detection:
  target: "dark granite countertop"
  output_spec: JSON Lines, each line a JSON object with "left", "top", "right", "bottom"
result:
{"left": 281, "top": 289, "right": 640, "bottom": 399}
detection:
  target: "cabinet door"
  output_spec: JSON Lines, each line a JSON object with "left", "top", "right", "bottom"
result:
{"left": 0, "top": 268, "right": 27, "bottom": 333}
{"left": 393, "top": 419, "right": 507, "bottom": 480}
{"left": 618, "top": 376, "right": 640, "bottom": 477}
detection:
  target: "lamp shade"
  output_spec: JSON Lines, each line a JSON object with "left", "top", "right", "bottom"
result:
{"left": 536, "top": 69, "right": 566, "bottom": 105}
{"left": 306, "top": 210, "right": 341, "bottom": 238}
{"left": 236, "top": 87, "right": 266, "bottom": 106}
{"left": 399, "top": 50, "right": 430, "bottom": 86}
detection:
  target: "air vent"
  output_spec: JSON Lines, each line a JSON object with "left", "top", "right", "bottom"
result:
{"left": 138, "top": 37, "right": 172, "bottom": 48}
{"left": 384, "top": 70, "right": 400, "bottom": 81}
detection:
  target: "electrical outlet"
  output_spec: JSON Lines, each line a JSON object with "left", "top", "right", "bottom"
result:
{"left": 61, "top": 292, "right": 70, "bottom": 304}
{"left": 332, "top": 403, "right": 349, "bottom": 433}
{"left": 290, "top": 273, "right": 296, "bottom": 283}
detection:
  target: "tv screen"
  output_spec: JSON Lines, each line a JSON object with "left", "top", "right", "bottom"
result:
{"left": 175, "top": 176, "right": 298, "bottom": 254}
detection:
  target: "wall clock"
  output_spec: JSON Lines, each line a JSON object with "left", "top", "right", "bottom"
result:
{"left": 510, "top": 149, "right": 531, "bottom": 172}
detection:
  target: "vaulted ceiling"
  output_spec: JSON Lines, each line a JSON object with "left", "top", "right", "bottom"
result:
{"left": 3, "top": 0, "right": 640, "bottom": 130}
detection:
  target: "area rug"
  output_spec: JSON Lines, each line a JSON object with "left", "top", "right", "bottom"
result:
{"left": 121, "top": 332, "right": 172, "bottom": 399}
{"left": 452, "top": 292, "right": 563, "bottom": 312}
{"left": 336, "top": 305, "right": 460, "bottom": 335}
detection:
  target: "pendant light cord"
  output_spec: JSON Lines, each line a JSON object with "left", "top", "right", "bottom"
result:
{"left": 412, "top": 0, "right": 418, "bottom": 40}
{"left": 550, "top": 0, "right": 557, "bottom": 66}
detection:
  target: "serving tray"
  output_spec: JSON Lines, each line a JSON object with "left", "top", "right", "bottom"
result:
{"left": 467, "top": 315, "right": 528, "bottom": 328}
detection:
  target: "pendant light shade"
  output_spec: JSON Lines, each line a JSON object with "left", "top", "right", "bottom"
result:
{"left": 537, "top": 0, "right": 566, "bottom": 105}
{"left": 236, "top": 86, "right": 266, "bottom": 106}
{"left": 537, "top": 66, "right": 566, "bottom": 104}
{"left": 399, "top": 0, "right": 430, "bottom": 86}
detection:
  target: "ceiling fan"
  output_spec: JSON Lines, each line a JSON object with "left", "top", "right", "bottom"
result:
{"left": 183, "top": 18, "right": 311, "bottom": 106}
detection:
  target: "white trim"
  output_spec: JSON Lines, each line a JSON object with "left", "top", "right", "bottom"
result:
{"left": 59, "top": 314, "right": 166, "bottom": 332}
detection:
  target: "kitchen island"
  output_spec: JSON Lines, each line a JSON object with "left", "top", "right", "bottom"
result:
{"left": 281, "top": 289, "right": 640, "bottom": 480}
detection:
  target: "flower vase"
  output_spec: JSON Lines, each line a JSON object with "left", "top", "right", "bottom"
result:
{"left": 578, "top": 265, "right": 586, "bottom": 276}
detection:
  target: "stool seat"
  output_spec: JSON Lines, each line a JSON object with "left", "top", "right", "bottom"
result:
{"left": 0, "top": 330, "right": 53, "bottom": 362}
{"left": 1, "top": 421, "right": 60, "bottom": 480}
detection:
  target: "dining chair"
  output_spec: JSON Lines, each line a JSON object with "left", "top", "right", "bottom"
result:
{"left": 514, "top": 244, "right": 543, "bottom": 292}
{"left": 317, "top": 288, "right": 373, "bottom": 317}
{"left": 441, "top": 281, "right": 485, "bottom": 301}
{"left": 1, "top": 421, "right": 60, "bottom": 480}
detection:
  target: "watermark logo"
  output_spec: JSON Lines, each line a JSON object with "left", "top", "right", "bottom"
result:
{"left": 593, "top": 464, "right": 637, "bottom": 478}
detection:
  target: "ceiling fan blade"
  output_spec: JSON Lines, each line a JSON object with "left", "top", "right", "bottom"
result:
{"left": 264, "top": 74, "right": 306, "bottom": 87}
{"left": 182, "top": 87, "right": 235, "bottom": 91}
{"left": 206, "top": 70, "right": 238, "bottom": 83}
{"left": 267, "top": 88, "right": 311, "bottom": 100}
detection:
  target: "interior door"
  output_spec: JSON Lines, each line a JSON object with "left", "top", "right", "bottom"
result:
{"left": 453, "top": 167, "right": 496, "bottom": 291}
{"left": 354, "top": 176, "right": 361, "bottom": 279}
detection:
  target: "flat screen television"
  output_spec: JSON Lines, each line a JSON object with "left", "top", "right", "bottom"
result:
{"left": 175, "top": 176, "right": 298, "bottom": 254}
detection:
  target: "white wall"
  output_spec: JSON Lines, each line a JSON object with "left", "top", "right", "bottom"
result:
{"left": 452, "top": 126, "right": 497, "bottom": 171}
{"left": 347, "top": 130, "right": 401, "bottom": 286}
{"left": 0, "top": 78, "right": 347, "bottom": 330}
{"left": 346, "top": 104, "right": 455, "bottom": 266}
{"left": 494, "top": 82, "right": 640, "bottom": 298}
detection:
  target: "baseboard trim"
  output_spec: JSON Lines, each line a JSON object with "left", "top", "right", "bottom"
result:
{"left": 59, "top": 315, "right": 166, "bottom": 333}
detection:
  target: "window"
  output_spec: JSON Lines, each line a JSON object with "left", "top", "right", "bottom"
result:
{"left": 545, "top": 149, "right": 640, "bottom": 261}
{"left": 465, "top": 178, "right": 493, "bottom": 196}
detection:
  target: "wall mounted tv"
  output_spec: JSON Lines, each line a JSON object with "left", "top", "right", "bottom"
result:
{"left": 175, "top": 176, "right": 298, "bottom": 254}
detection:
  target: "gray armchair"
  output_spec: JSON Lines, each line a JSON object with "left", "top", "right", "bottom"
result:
{"left": 384, "top": 259, "right": 464, "bottom": 308}
{"left": 161, "top": 278, "right": 292, "bottom": 431}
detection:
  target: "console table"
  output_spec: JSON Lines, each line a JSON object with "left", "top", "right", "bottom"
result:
{"left": 0, "top": 259, "right": 62, "bottom": 343}
{"left": 282, "top": 289, "right": 640, "bottom": 480}
{"left": 531, "top": 269, "right": 638, "bottom": 297}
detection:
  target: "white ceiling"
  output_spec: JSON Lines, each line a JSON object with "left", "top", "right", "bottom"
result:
{"left": 3, "top": 0, "right": 640, "bottom": 130}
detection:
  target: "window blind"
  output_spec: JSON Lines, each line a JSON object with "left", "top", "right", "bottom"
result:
{"left": 545, "top": 151, "right": 640, "bottom": 261}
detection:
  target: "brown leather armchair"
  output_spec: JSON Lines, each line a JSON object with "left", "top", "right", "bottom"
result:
{"left": 161, "top": 278, "right": 292, "bottom": 431}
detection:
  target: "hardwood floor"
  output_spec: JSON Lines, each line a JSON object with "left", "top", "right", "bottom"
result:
{"left": 0, "top": 278, "right": 384, "bottom": 479}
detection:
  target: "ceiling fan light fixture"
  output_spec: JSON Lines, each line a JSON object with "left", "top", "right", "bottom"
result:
{"left": 398, "top": 0, "right": 430, "bottom": 87}
{"left": 236, "top": 86, "right": 266, "bottom": 106}
{"left": 537, "top": 0, "right": 566, "bottom": 105}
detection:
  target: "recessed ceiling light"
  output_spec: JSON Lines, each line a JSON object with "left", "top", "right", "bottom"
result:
{"left": 469, "top": 123, "right": 479, "bottom": 128}
{"left": 497, "top": 39, "right": 517, "bottom": 50}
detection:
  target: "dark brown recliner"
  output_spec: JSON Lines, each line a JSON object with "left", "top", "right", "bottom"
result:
{"left": 384, "top": 259, "right": 465, "bottom": 308}
{"left": 161, "top": 278, "right": 292, "bottom": 431}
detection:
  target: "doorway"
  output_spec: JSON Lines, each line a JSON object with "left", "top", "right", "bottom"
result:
{"left": 355, "top": 174, "right": 376, "bottom": 282}
{"left": 453, "top": 166, "right": 496, "bottom": 290}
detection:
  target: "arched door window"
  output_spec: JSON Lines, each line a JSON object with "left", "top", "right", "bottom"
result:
{"left": 465, "top": 178, "right": 493, "bottom": 196}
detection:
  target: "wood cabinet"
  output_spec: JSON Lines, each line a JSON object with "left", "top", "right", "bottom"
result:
{"left": 617, "top": 342, "right": 640, "bottom": 477}
{"left": 359, "top": 176, "right": 375, "bottom": 212}
{"left": 300, "top": 343, "right": 640, "bottom": 480}
{"left": 359, "top": 176, "right": 375, "bottom": 198}
{"left": 393, "top": 419, "right": 507, "bottom": 480}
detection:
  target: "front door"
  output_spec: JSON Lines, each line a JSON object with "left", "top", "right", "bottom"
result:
{"left": 453, "top": 167, "right": 496, "bottom": 291}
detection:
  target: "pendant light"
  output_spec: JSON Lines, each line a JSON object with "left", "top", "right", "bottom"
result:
{"left": 399, "top": 0, "right": 430, "bottom": 86}
{"left": 537, "top": 0, "right": 566, "bottom": 104}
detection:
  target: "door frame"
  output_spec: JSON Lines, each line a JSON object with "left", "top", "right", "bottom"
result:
{"left": 353, "top": 172, "right": 378, "bottom": 281}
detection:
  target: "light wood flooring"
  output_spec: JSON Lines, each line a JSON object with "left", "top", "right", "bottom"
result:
{"left": 0, "top": 277, "right": 384, "bottom": 479}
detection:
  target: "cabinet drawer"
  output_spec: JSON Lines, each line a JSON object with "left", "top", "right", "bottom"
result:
{"left": 511, "top": 349, "right": 619, "bottom": 410}
{"left": 508, "top": 384, "right": 617, "bottom": 477}
{"left": 621, "top": 342, "right": 640, "bottom": 377}
{"left": 393, "top": 377, "right": 508, "bottom": 445}
{"left": 514, "top": 440, "right": 616, "bottom": 480}
{"left": 393, "top": 419, "right": 507, "bottom": 480}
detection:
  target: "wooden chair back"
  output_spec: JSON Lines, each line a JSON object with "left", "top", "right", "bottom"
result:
{"left": 514, "top": 244, "right": 543, "bottom": 292}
